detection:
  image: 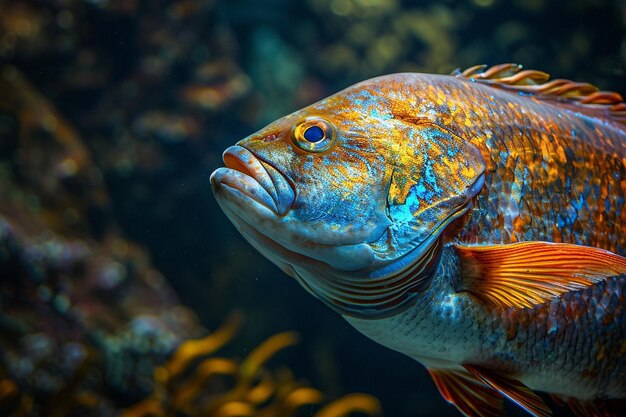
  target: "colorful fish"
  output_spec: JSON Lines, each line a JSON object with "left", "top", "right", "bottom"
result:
{"left": 210, "top": 64, "right": 626, "bottom": 417}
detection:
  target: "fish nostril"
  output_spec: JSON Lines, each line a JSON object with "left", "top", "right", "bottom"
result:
{"left": 261, "top": 133, "right": 279, "bottom": 142}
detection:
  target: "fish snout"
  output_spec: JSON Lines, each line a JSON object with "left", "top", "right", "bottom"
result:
{"left": 211, "top": 145, "right": 295, "bottom": 216}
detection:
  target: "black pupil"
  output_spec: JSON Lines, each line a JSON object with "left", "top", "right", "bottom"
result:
{"left": 303, "top": 125, "right": 325, "bottom": 143}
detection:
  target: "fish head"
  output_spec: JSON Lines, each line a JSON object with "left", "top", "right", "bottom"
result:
{"left": 211, "top": 74, "right": 486, "bottom": 318}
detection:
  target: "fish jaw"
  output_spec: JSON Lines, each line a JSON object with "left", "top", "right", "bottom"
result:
{"left": 210, "top": 146, "right": 383, "bottom": 272}
{"left": 211, "top": 145, "right": 295, "bottom": 216}
{"left": 210, "top": 144, "right": 298, "bottom": 271}
{"left": 210, "top": 142, "right": 441, "bottom": 318}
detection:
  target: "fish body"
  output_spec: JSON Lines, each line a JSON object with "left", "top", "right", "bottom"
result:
{"left": 211, "top": 64, "right": 626, "bottom": 416}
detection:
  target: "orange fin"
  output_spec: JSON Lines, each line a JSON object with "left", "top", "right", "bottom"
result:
{"left": 551, "top": 395, "right": 626, "bottom": 417}
{"left": 464, "top": 365, "right": 552, "bottom": 417}
{"left": 428, "top": 368, "right": 505, "bottom": 417}
{"left": 455, "top": 241, "right": 626, "bottom": 309}
{"left": 452, "top": 64, "right": 626, "bottom": 127}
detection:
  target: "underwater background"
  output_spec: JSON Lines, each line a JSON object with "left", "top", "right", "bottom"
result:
{"left": 0, "top": 0, "right": 625, "bottom": 416}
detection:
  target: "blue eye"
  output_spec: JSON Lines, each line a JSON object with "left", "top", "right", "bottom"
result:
{"left": 303, "top": 125, "right": 325, "bottom": 143}
{"left": 292, "top": 117, "right": 336, "bottom": 153}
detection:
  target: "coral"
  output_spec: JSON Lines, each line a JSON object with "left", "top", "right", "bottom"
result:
{"left": 0, "top": 314, "right": 381, "bottom": 417}
{"left": 0, "top": 55, "right": 380, "bottom": 417}
{"left": 0, "top": 65, "right": 205, "bottom": 415}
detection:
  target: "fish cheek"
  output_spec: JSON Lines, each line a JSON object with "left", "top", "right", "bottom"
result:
{"left": 384, "top": 124, "right": 486, "bottom": 253}
{"left": 287, "top": 151, "right": 390, "bottom": 245}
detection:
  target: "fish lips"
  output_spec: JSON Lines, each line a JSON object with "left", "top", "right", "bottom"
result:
{"left": 210, "top": 145, "right": 295, "bottom": 216}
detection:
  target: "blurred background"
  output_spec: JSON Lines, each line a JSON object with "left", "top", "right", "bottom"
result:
{"left": 0, "top": 0, "right": 625, "bottom": 416}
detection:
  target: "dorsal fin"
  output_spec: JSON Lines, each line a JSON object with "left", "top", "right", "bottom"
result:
{"left": 452, "top": 63, "right": 626, "bottom": 126}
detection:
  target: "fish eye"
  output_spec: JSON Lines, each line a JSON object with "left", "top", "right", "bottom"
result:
{"left": 304, "top": 125, "right": 324, "bottom": 142}
{"left": 292, "top": 117, "right": 335, "bottom": 152}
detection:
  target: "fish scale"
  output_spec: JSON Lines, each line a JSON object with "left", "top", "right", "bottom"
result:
{"left": 349, "top": 253, "right": 626, "bottom": 399}
{"left": 441, "top": 79, "right": 626, "bottom": 252}
{"left": 211, "top": 64, "right": 626, "bottom": 416}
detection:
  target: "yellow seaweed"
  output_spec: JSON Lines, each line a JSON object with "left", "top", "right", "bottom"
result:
{"left": 164, "top": 311, "right": 244, "bottom": 380}
{"left": 239, "top": 331, "right": 300, "bottom": 380}
{"left": 281, "top": 387, "right": 325, "bottom": 415}
{"left": 121, "top": 314, "right": 382, "bottom": 417}
{"left": 314, "top": 393, "right": 382, "bottom": 417}
{"left": 213, "top": 401, "right": 256, "bottom": 417}
{"left": 171, "top": 358, "right": 238, "bottom": 407}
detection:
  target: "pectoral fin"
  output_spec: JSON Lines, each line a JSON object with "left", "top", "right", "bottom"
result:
{"left": 464, "top": 365, "right": 551, "bottom": 417}
{"left": 455, "top": 241, "right": 626, "bottom": 309}
{"left": 427, "top": 368, "right": 505, "bottom": 417}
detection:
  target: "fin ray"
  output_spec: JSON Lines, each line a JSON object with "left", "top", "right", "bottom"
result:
{"left": 455, "top": 241, "right": 626, "bottom": 309}
{"left": 428, "top": 368, "right": 505, "bottom": 417}
{"left": 453, "top": 63, "right": 626, "bottom": 126}
{"left": 464, "top": 365, "right": 551, "bottom": 417}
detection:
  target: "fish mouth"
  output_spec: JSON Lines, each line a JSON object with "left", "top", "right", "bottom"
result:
{"left": 210, "top": 145, "right": 295, "bottom": 216}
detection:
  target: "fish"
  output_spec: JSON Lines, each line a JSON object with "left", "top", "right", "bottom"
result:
{"left": 210, "top": 63, "right": 626, "bottom": 417}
